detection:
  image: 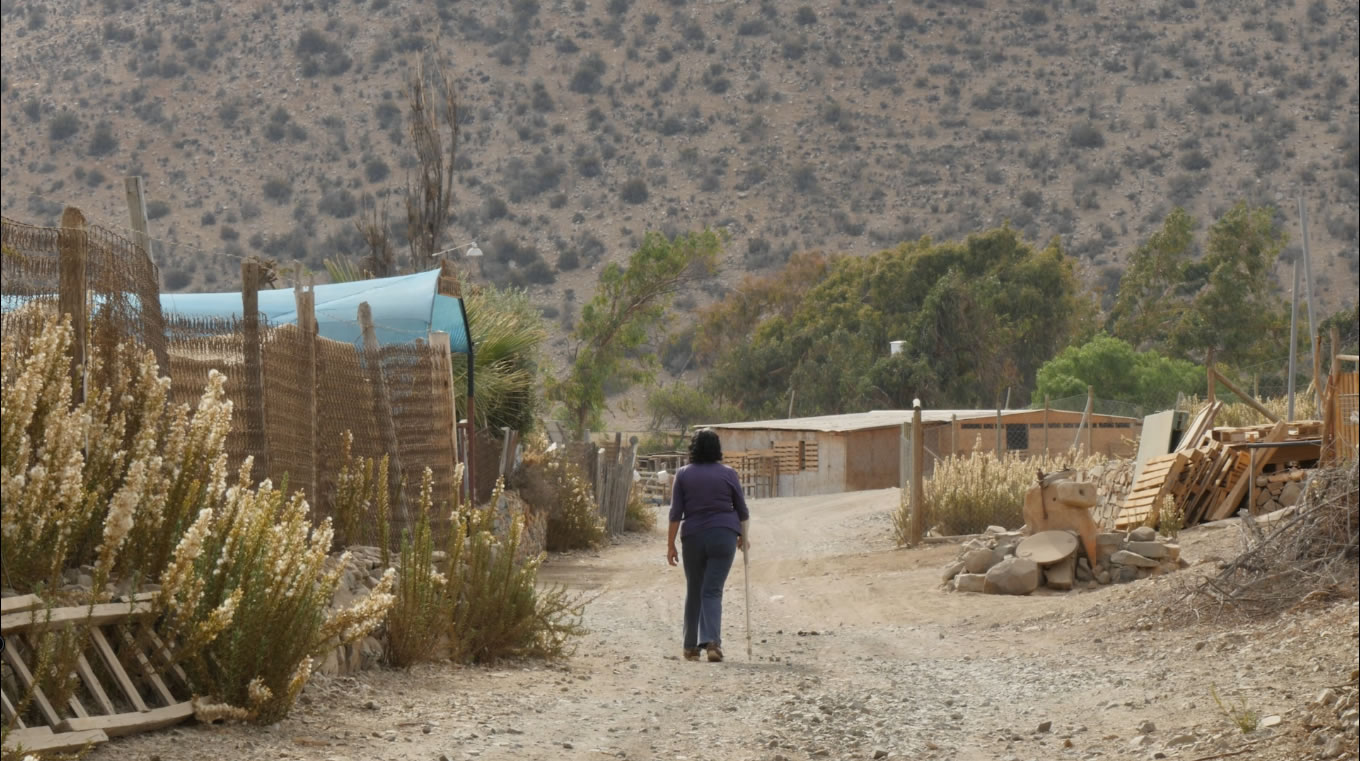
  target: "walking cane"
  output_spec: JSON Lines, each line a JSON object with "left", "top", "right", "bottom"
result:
{"left": 742, "top": 542, "right": 752, "bottom": 660}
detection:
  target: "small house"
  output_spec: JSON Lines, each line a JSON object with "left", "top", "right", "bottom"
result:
{"left": 706, "top": 408, "right": 1141, "bottom": 497}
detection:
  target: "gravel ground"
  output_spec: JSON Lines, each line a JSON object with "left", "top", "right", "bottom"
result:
{"left": 93, "top": 488, "right": 1359, "bottom": 761}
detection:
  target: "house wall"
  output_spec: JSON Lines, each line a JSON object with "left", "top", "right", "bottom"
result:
{"left": 713, "top": 428, "right": 849, "bottom": 497}
{"left": 714, "top": 411, "right": 1141, "bottom": 498}
{"left": 943, "top": 411, "right": 1140, "bottom": 459}
{"left": 845, "top": 427, "right": 902, "bottom": 491}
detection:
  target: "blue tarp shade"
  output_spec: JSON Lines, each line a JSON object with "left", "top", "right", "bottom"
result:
{"left": 159, "top": 268, "right": 471, "bottom": 354}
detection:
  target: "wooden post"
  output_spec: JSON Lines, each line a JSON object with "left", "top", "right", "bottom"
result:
{"left": 296, "top": 278, "right": 319, "bottom": 507}
{"left": 1311, "top": 333, "right": 1324, "bottom": 420}
{"left": 240, "top": 259, "right": 268, "bottom": 481}
{"left": 612, "top": 437, "right": 640, "bottom": 534}
{"left": 124, "top": 177, "right": 152, "bottom": 257}
{"left": 1042, "top": 395, "right": 1050, "bottom": 455}
{"left": 1325, "top": 327, "right": 1341, "bottom": 461}
{"left": 1206, "top": 349, "right": 1216, "bottom": 406}
{"left": 910, "top": 403, "right": 925, "bottom": 545}
{"left": 358, "top": 301, "right": 407, "bottom": 513}
{"left": 1212, "top": 370, "right": 1282, "bottom": 424}
{"left": 899, "top": 422, "right": 910, "bottom": 490}
{"left": 429, "top": 330, "right": 460, "bottom": 480}
{"left": 499, "top": 426, "right": 513, "bottom": 479}
{"left": 58, "top": 207, "right": 88, "bottom": 400}
{"left": 1085, "top": 385, "right": 1095, "bottom": 455}
{"left": 595, "top": 445, "right": 607, "bottom": 512}
{"left": 124, "top": 176, "right": 169, "bottom": 372}
{"left": 995, "top": 408, "right": 1003, "bottom": 458}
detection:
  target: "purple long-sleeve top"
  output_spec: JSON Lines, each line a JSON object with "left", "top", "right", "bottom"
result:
{"left": 668, "top": 462, "right": 750, "bottom": 538}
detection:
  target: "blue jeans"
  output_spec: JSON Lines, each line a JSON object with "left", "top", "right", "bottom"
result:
{"left": 681, "top": 527, "right": 738, "bottom": 649}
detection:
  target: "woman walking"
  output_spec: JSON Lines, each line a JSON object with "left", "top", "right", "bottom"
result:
{"left": 666, "top": 428, "right": 749, "bottom": 662}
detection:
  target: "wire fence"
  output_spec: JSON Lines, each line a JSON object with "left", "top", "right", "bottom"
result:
{"left": 2, "top": 208, "right": 465, "bottom": 552}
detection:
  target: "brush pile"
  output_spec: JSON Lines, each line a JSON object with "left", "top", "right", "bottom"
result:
{"left": 1186, "top": 460, "right": 1359, "bottom": 620}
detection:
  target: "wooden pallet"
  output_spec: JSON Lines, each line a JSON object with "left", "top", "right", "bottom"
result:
{"left": 1, "top": 593, "right": 194, "bottom": 755}
{"left": 1115, "top": 452, "right": 1188, "bottom": 528}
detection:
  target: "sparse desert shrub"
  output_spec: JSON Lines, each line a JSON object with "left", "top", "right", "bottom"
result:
{"left": 515, "top": 446, "right": 606, "bottom": 552}
{"left": 384, "top": 469, "right": 453, "bottom": 668}
{"left": 318, "top": 189, "right": 358, "bottom": 218}
{"left": 364, "top": 158, "right": 390, "bottom": 183}
{"left": 164, "top": 268, "right": 192, "bottom": 291}
{"left": 218, "top": 99, "right": 242, "bottom": 127}
{"left": 1068, "top": 122, "right": 1105, "bottom": 149}
{"left": 1179, "top": 150, "right": 1212, "bottom": 171}
{"left": 48, "top": 111, "right": 79, "bottom": 141}
{"left": 569, "top": 53, "right": 606, "bottom": 94}
{"left": 625, "top": 489, "right": 657, "bottom": 533}
{"left": 443, "top": 478, "right": 586, "bottom": 663}
{"left": 263, "top": 177, "right": 293, "bottom": 204}
{"left": 791, "top": 164, "right": 818, "bottom": 193}
{"left": 795, "top": 5, "right": 817, "bottom": 24}
{"left": 503, "top": 153, "right": 566, "bottom": 203}
{"left": 88, "top": 121, "right": 118, "bottom": 156}
{"left": 620, "top": 177, "right": 649, "bottom": 204}
{"left": 295, "top": 28, "right": 352, "bottom": 77}
{"left": 146, "top": 200, "right": 171, "bottom": 220}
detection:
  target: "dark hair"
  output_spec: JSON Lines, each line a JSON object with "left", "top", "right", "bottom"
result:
{"left": 689, "top": 428, "right": 722, "bottom": 464}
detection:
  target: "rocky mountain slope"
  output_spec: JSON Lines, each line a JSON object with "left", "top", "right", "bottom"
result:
{"left": 3, "top": 0, "right": 1357, "bottom": 333}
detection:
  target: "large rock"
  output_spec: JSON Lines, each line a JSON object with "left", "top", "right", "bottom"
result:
{"left": 940, "top": 560, "right": 966, "bottom": 583}
{"left": 1044, "top": 554, "right": 1076, "bottom": 591}
{"left": 1124, "top": 541, "right": 1167, "bottom": 560}
{"left": 963, "top": 548, "right": 1001, "bottom": 574}
{"left": 983, "top": 557, "right": 1040, "bottom": 595}
{"left": 954, "top": 573, "right": 987, "bottom": 593}
{"left": 1129, "top": 526, "right": 1157, "bottom": 542}
{"left": 1280, "top": 481, "right": 1302, "bottom": 506}
{"left": 1110, "top": 550, "right": 1159, "bottom": 568}
{"left": 1104, "top": 549, "right": 1158, "bottom": 568}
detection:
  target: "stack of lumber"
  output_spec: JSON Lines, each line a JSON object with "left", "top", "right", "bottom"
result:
{"left": 1116, "top": 409, "right": 1323, "bottom": 530}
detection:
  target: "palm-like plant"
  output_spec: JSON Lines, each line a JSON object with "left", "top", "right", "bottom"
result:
{"left": 455, "top": 285, "right": 546, "bottom": 435}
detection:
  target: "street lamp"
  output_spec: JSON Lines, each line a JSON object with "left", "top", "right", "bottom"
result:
{"left": 435, "top": 241, "right": 483, "bottom": 259}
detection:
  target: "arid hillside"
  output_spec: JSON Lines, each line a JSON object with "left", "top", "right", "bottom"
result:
{"left": 2, "top": 0, "right": 1357, "bottom": 325}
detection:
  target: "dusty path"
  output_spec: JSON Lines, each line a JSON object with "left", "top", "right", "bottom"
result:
{"left": 96, "top": 489, "right": 1358, "bottom": 761}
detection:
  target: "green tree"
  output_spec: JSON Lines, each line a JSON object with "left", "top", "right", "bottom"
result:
{"left": 1110, "top": 206, "right": 1195, "bottom": 348}
{"left": 548, "top": 229, "right": 724, "bottom": 439}
{"left": 645, "top": 384, "right": 738, "bottom": 435}
{"left": 1035, "top": 333, "right": 1204, "bottom": 409}
{"left": 702, "top": 227, "right": 1094, "bottom": 416}
{"left": 1169, "top": 202, "right": 1288, "bottom": 366}
{"left": 1112, "top": 203, "right": 1290, "bottom": 367}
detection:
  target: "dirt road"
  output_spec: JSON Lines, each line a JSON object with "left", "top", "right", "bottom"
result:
{"left": 96, "top": 489, "right": 1358, "bottom": 761}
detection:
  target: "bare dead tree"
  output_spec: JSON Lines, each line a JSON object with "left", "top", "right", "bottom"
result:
{"left": 404, "top": 54, "right": 458, "bottom": 272}
{"left": 355, "top": 194, "right": 396, "bottom": 278}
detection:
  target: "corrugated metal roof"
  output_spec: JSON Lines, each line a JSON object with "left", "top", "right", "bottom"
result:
{"left": 703, "top": 408, "right": 1135, "bottom": 433}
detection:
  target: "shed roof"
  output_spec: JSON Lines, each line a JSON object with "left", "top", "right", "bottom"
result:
{"left": 704, "top": 408, "right": 1136, "bottom": 433}
{"left": 160, "top": 267, "right": 471, "bottom": 353}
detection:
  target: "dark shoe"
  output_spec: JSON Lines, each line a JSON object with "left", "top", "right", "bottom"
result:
{"left": 707, "top": 645, "right": 723, "bottom": 662}
{"left": 683, "top": 648, "right": 700, "bottom": 661}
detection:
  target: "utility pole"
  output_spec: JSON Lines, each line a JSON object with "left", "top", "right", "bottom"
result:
{"left": 1298, "top": 197, "right": 1322, "bottom": 414}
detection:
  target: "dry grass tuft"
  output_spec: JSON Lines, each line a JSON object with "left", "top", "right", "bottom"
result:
{"left": 894, "top": 445, "right": 1108, "bottom": 542}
